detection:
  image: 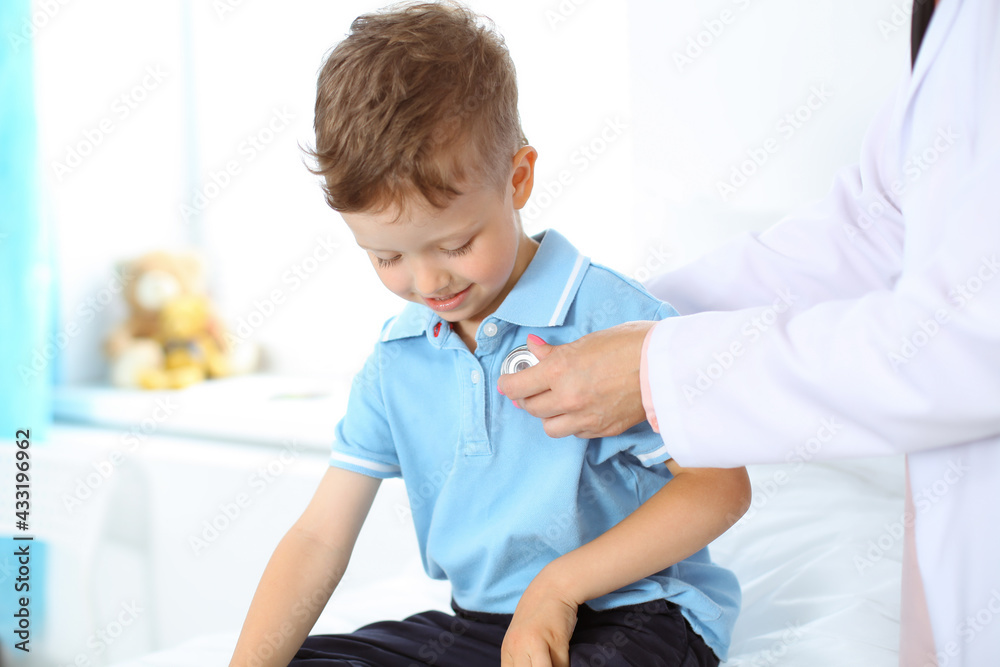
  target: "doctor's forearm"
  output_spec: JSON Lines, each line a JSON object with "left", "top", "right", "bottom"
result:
{"left": 648, "top": 282, "right": 1000, "bottom": 467}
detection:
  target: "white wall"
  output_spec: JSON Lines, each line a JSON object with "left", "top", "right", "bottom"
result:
{"left": 36, "top": 0, "right": 906, "bottom": 384}
{"left": 627, "top": 0, "right": 908, "bottom": 267}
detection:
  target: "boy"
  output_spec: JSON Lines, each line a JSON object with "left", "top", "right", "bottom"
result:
{"left": 229, "top": 3, "right": 751, "bottom": 666}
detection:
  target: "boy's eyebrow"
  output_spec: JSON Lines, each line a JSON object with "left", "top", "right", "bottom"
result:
{"left": 355, "top": 241, "right": 396, "bottom": 253}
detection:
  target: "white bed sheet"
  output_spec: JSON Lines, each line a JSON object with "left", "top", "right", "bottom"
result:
{"left": 109, "top": 456, "right": 905, "bottom": 666}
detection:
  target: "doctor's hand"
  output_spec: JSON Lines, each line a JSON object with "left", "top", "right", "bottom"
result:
{"left": 497, "top": 321, "right": 656, "bottom": 439}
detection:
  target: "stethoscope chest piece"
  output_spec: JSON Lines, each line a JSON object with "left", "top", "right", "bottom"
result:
{"left": 501, "top": 345, "right": 539, "bottom": 375}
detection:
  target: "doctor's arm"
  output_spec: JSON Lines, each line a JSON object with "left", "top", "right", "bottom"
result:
{"left": 228, "top": 467, "right": 380, "bottom": 667}
{"left": 647, "top": 212, "right": 1000, "bottom": 468}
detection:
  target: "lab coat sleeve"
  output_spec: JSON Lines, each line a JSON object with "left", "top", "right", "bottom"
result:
{"left": 645, "top": 83, "right": 907, "bottom": 316}
{"left": 644, "top": 74, "right": 1000, "bottom": 467}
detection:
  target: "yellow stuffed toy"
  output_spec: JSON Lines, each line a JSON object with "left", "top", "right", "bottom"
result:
{"left": 138, "top": 293, "right": 230, "bottom": 389}
{"left": 105, "top": 251, "right": 255, "bottom": 389}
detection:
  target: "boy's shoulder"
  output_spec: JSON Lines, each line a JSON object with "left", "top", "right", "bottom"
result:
{"left": 572, "top": 258, "right": 678, "bottom": 324}
{"left": 581, "top": 260, "right": 665, "bottom": 305}
{"left": 517, "top": 228, "right": 677, "bottom": 325}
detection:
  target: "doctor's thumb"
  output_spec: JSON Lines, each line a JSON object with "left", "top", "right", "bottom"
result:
{"left": 526, "top": 334, "right": 552, "bottom": 359}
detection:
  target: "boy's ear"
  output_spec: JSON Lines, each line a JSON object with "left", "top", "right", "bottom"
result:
{"left": 510, "top": 145, "right": 537, "bottom": 210}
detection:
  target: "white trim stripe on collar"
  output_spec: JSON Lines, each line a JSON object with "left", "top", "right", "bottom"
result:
{"left": 548, "top": 252, "right": 586, "bottom": 327}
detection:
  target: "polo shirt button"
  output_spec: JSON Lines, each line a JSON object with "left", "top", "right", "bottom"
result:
{"left": 471, "top": 370, "right": 481, "bottom": 384}
{"left": 483, "top": 322, "right": 498, "bottom": 337}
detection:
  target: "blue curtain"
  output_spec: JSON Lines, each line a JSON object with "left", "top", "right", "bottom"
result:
{"left": 1, "top": 0, "right": 52, "bottom": 438}
{"left": 1, "top": 2, "right": 52, "bottom": 651}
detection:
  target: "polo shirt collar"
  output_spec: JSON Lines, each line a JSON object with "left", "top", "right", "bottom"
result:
{"left": 492, "top": 229, "right": 589, "bottom": 328}
{"left": 380, "top": 229, "right": 590, "bottom": 342}
{"left": 381, "top": 302, "right": 433, "bottom": 342}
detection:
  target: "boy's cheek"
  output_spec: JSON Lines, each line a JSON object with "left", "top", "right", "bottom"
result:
{"left": 472, "top": 252, "right": 516, "bottom": 287}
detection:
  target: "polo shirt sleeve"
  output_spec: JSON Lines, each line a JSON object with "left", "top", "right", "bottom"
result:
{"left": 587, "top": 422, "right": 673, "bottom": 469}
{"left": 329, "top": 343, "right": 402, "bottom": 479}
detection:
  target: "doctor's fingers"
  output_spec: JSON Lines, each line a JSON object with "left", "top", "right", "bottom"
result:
{"left": 498, "top": 362, "right": 553, "bottom": 401}
{"left": 537, "top": 398, "right": 642, "bottom": 439}
{"left": 540, "top": 413, "right": 593, "bottom": 440}
{"left": 515, "top": 386, "right": 622, "bottom": 438}
{"left": 513, "top": 388, "right": 569, "bottom": 421}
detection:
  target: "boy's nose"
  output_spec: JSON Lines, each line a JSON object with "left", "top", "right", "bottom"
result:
{"left": 412, "top": 260, "right": 451, "bottom": 297}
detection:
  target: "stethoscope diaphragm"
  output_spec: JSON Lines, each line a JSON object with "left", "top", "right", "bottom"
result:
{"left": 500, "top": 345, "right": 539, "bottom": 375}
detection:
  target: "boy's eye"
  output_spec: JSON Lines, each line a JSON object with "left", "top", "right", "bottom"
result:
{"left": 374, "top": 255, "right": 401, "bottom": 268}
{"left": 444, "top": 240, "right": 473, "bottom": 257}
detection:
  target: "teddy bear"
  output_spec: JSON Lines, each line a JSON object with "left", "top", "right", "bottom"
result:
{"left": 105, "top": 251, "right": 256, "bottom": 389}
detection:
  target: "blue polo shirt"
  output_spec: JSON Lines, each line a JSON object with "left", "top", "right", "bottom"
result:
{"left": 330, "top": 229, "right": 740, "bottom": 658}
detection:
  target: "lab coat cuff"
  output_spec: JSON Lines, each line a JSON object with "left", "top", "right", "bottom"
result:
{"left": 639, "top": 324, "right": 660, "bottom": 433}
{"left": 645, "top": 317, "right": 701, "bottom": 467}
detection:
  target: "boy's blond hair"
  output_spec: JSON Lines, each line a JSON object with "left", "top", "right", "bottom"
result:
{"left": 309, "top": 1, "right": 527, "bottom": 213}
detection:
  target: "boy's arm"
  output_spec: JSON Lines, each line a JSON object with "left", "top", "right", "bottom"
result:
{"left": 500, "top": 461, "right": 751, "bottom": 667}
{"left": 228, "top": 466, "right": 381, "bottom": 667}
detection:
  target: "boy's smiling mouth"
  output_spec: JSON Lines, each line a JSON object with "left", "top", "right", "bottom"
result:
{"left": 423, "top": 285, "right": 472, "bottom": 312}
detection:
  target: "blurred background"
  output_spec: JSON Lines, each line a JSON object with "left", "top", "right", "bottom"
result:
{"left": 0, "top": 0, "right": 908, "bottom": 663}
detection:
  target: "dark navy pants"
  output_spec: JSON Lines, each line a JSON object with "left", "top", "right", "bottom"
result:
{"left": 289, "top": 599, "right": 720, "bottom": 667}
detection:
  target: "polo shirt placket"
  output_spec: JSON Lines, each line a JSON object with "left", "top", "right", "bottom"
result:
{"left": 433, "top": 322, "right": 492, "bottom": 456}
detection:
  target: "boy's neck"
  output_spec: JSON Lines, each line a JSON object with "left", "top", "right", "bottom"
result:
{"left": 454, "top": 321, "right": 480, "bottom": 353}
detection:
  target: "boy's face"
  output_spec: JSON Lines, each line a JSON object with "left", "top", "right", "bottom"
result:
{"left": 341, "top": 147, "right": 538, "bottom": 342}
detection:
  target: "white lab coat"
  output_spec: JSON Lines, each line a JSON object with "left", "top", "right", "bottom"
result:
{"left": 644, "top": 0, "right": 1000, "bottom": 664}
